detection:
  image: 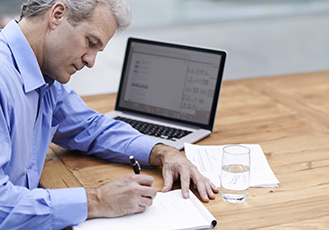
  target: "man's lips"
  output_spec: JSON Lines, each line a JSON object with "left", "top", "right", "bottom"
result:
{"left": 73, "top": 64, "right": 81, "bottom": 71}
{"left": 71, "top": 64, "right": 84, "bottom": 74}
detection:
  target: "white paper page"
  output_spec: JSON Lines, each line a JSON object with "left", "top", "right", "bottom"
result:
{"left": 73, "top": 190, "right": 216, "bottom": 230}
{"left": 185, "top": 143, "right": 279, "bottom": 188}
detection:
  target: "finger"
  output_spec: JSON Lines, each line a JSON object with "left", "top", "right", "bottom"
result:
{"left": 161, "top": 169, "right": 174, "bottom": 192}
{"left": 210, "top": 181, "right": 219, "bottom": 193}
{"left": 206, "top": 186, "right": 217, "bottom": 200}
{"left": 139, "top": 195, "right": 155, "bottom": 208}
{"left": 129, "top": 188, "right": 156, "bottom": 214}
{"left": 192, "top": 175, "right": 218, "bottom": 202}
{"left": 195, "top": 181, "right": 210, "bottom": 202}
{"left": 179, "top": 172, "right": 191, "bottom": 199}
{"left": 134, "top": 174, "right": 155, "bottom": 187}
{"left": 133, "top": 204, "right": 147, "bottom": 214}
{"left": 140, "top": 187, "right": 157, "bottom": 200}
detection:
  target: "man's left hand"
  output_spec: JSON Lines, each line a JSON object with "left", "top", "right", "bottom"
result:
{"left": 149, "top": 144, "right": 219, "bottom": 202}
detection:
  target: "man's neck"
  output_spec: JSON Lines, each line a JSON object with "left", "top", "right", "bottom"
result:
{"left": 18, "top": 18, "right": 46, "bottom": 70}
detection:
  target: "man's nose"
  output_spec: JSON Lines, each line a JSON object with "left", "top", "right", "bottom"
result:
{"left": 82, "top": 51, "right": 97, "bottom": 68}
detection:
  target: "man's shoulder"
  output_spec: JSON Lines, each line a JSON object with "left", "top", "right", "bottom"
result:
{"left": 0, "top": 33, "right": 13, "bottom": 67}
{"left": 0, "top": 22, "right": 22, "bottom": 74}
{"left": 0, "top": 47, "right": 16, "bottom": 76}
{"left": 0, "top": 44, "right": 21, "bottom": 95}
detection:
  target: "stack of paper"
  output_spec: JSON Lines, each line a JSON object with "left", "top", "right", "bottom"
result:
{"left": 185, "top": 143, "right": 279, "bottom": 188}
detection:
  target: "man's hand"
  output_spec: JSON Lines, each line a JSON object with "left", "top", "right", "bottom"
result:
{"left": 149, "top": 144, "right": 219, "bottom": 202}
{"left": 86, "top": 174, "right": 157, "bottom": 219}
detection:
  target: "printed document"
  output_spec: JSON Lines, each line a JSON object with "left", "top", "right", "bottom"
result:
{"left": 185, "top": 143, "right": 279, "bottom": 187}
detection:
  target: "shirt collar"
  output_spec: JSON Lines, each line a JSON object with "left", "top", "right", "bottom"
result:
{"left": 2, "top": 20, "right": 46, "bottom": 93}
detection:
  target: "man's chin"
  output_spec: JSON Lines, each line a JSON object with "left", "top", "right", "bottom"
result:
{"left": 57, "top": 74, "right": 72, "bottom": 84}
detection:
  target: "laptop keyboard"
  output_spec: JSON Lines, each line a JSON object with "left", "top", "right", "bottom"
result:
{"left": 114, "top": 116, "right": 192, "bottom": 141}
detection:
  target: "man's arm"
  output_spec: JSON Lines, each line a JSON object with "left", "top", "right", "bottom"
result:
{"left": 52, "top": 84, "right": 158, "bottom": 166}
{"left": 149, "top": 144, "right": 219, "bottom": 202}
{"left": 0, "top": 88, "right": 87, "bottom": 229}
{"left": 0, "top": 174, "right": 87, "bottom": 229}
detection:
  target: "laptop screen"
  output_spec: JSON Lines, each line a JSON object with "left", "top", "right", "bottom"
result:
{"left": 116, "top": 38, "right": 226, "bottom": 130}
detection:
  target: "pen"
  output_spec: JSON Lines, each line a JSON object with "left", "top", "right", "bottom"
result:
{"left": 129, "top": 155, "right": 141, "bottom": 174}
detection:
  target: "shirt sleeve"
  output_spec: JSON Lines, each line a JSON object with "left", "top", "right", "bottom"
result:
{"left": 0, "top": 177, "right": 87, "bottom": 230}
{"left": 52, "top": 84, "right": 160, "bottom": 166}
{"left": 0, "top": 97, "right": 87, "bottom": 229}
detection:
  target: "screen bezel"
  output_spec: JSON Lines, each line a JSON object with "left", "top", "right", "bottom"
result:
{"left": 115, "top": 37, "right": 226, "bottom": 131}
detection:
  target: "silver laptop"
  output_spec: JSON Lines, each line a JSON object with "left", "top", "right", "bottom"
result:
{"left": 105, "top": 37, "right": 226, "bottom": 150}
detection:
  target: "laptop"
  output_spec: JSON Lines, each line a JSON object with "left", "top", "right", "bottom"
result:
{"left": 105, "top": 37, "right": 226, "bottom": 150}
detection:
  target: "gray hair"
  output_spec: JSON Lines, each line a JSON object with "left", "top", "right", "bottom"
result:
{"left": 20, "top": 0, "right": 132, "bottom": 31}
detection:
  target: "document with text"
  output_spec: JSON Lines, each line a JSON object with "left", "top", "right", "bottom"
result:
{"left": 73, "top": 189, "right": 217, "bottom": 230}
{"left": 185, "top": 143, "right": 279, "bottom": 188}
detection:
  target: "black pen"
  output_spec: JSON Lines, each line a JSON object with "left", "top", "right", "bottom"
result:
{"left": 129, "top": 155, "right": 141, "bottom": 174}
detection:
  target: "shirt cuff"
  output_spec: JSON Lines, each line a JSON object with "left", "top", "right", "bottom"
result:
{"left": 49, "top": 187, "right": 87, "bottom": 229}
{"left": 125, "top": 135, "right": 161, "bottom": 166}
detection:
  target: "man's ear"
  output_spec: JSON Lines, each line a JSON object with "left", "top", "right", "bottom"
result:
{"left": 48, "top": 2, "right": 67, "bottom": 29}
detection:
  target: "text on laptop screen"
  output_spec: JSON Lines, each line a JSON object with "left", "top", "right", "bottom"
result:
{"left": 117, "top": 40, "right": 224, "bottom": 126}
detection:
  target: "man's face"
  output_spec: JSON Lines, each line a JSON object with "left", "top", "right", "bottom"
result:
{"left": 42, "top": 3, "right": 117, "bottom": 83}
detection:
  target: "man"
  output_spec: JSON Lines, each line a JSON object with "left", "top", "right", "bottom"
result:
{"left": 0, "top": 0, "right": 218, "bottom": 229}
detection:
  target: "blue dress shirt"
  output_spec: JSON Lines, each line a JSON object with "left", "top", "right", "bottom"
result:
{"left": 0, "top": 20, "right": 158, "bottom": 229}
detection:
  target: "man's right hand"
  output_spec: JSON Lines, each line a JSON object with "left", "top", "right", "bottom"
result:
{"left": 86, "top": 174, "right": 157, "bottom": 219}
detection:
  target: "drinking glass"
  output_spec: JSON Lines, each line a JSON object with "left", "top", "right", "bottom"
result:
{"left": 220, "top": 145, "right": 250, "bottom": 203}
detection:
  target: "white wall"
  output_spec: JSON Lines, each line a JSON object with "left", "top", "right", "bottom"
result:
{"left": 1, "top": 0, "right": 329, "bottom": 96}
{"left": 68, "top": 11, "right": 329, "bottom": 96}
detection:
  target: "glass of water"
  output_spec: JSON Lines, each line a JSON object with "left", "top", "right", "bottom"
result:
{"left": 220, "top": 145, "right": 250, "bottom": 204}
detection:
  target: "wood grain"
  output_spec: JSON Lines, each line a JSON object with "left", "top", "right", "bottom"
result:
{"left": 40, "top": 70, "right": 329, "bottom": 229}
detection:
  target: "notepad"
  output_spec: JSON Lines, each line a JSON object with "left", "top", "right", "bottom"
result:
{"left": 184, "top": 143, "right": 279, "bottom": 188}
{"left": 73, "top": 189, "right": 217, "bottom": 230}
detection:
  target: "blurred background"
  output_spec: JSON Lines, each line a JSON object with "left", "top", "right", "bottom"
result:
{"left": 1, "top": 0, "right": 329, "bottom": 96}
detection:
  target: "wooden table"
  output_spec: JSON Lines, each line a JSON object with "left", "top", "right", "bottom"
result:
{"left": 41, "top": 71, "right": 329, "bottom": 229}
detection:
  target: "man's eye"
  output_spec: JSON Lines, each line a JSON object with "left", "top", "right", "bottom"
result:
{"left": 88, "top": 39, "right": 97, "bottom": 47}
